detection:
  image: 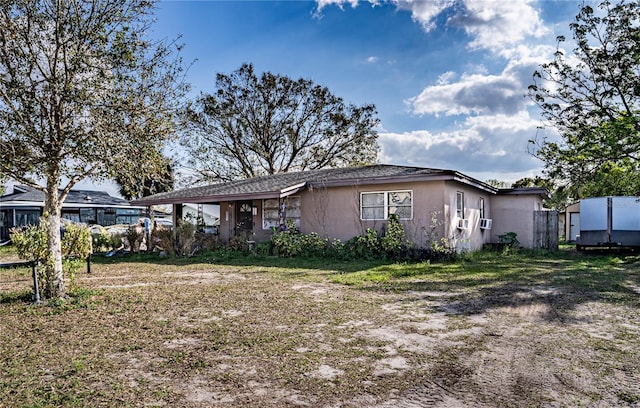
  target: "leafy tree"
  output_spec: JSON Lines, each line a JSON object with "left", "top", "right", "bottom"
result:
{"left": 484, "top": 179, "right": 511, "bottom": 189}
{"left": 115, "top": 150, "right": 175, "bottom": 200}
{"left": 528, "top": 0, "right": 640, "bottom": 199}
{"left": 0, "top": 0, "right": 186, "bottom": 298}
{"left": 181, "top": 63, "right": 380, "bottom": 183}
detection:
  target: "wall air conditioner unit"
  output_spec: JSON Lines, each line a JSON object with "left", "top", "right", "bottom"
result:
{"left": 479, "top": 218, "right": 493, "bottom": 230}
{"left": 457, "top": 218, "right": 469, "bottom": 230}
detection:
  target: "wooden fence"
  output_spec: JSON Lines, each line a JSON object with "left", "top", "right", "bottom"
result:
{"left": 533, "top": 210, "right": 559, "bottom": 250}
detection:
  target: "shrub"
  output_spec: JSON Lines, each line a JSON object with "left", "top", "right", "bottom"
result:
{"left": 498, "top": 232, "right": 520, "bottom": 254}
{"left": 342, "top": 228, "right": 381, "bottom": 260}
{"left": 150, "top": 226, "right": 174, "bottom": 255}
{"left": 195, "top": 231, "right": 220, "bottom": 253}
{"left": 91, "top": 232, "right": 112, "bottom": 252}
{"left": 381, "top": 214, "right": 410, "bottom": 257}
{"left": 111, "top": 234, "right": 124, "bottom": 250}
{"left": 10, "top": 219, "right": 92, "bottom": 296}
{"left": 125, "top": 224, "right": 145, "bottom": 253}
{"left": 271, "top": 231, "right": 301, "bottom": 257}
{"left": 176, "top": 220, "right": 196, "bottom": 256}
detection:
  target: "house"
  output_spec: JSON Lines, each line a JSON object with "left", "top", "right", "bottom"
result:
{"left": 132, "top": 164, "right": 551, "bottom": 251}
{"left": 0, "top": 185, "right": 145, "bottom": 242}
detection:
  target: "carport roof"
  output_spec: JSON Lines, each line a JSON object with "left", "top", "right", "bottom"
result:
{"left": 131, "top": 164, "right": 499, "bottom": 206}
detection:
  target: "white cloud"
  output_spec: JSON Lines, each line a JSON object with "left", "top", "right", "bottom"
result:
{"left": 437, "top": 71, "right": 456, "bottom": 85}
{"left": 315, "top": 0, "right": 359, "bottom": 12}
{"left": 407, "top": 43, "right": 556, "bottom": 117}
{"left": 392, "top": 0, "right": 456, "bottom": 32}
{"left": 378, "top": 110, "right": 542, "bottom": 175}
{"left": 367, "top": 56, "right": 379, "bottom": 63}
{"left": 407, "top": 71, "right": 526, "bottom": 116}
{"left": 449, "top": 0, "right": 549, "bottom": 52}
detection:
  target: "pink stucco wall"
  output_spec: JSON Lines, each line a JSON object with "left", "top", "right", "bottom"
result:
{"left": 299, "top": 181, "right": 447, "bottom": 246}
{"left": 214, "top": 183, "right": 544, "bottom": 251}
{"left": 490, "top": 194, "right": 544, "bottom": 248}
{"left": 443, "top": 181, "right": 493, "bottom": 251}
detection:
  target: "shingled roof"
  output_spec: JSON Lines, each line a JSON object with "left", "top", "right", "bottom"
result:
{"left": 131, "top": 164, "right": 498, "bottom": 206}
{"left": 0, "top": 185, "right": 132, "bottom": 207}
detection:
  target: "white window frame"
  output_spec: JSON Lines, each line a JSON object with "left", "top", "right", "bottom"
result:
{"left": 456, "top": 191, "right": 464, "bottom": 219}
{"left": 479, "top": 197, "right": 485, "bottom": 219}
{"left": 262, "top": 196, "right": 301, "bottom": 230}
{"left": 360, "top": 190, "right": 413, "bottom": 221}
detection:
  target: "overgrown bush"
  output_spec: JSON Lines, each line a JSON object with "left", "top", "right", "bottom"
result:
{"left": 271, "top": 231, "right": 302, "bottom": 257}
{"left": 91, "top": 232, "right": 112, "bottom": 252}
{"left": 150, "top": 226, "right": 174, "bottom": 255}
{"left": 176, "top": 220, "right": 196, "bottom": 256}
{"left": 10, "top": 219, "right": 92, "bottom": 296}
{"left": 342, "top": 228, "right": 381, "bottom": 260}
{"left": 111, "top": 233, "right": 124, "bottom": 250}
{"left": 497, "top": 232, "right": 520, "bottom": 254}
{"left": 126, "top": 224, "right": 145, "bottom": 253}
{"left": 381, "top": 214, "right": 410, "bottom": 257}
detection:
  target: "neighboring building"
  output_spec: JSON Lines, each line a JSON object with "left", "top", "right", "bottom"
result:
{"left": 132, "top": 164, "right": 551, "bottom": 251}
{"left": 0, "top": 185, "right": 144, "bottom": 242}
{"left": 560, "top": 202, "right": 581, "bottom": 242}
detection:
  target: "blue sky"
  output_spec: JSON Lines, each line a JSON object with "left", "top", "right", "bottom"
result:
{"left": 82, "top": 0, "right": 585, "bottom": 195}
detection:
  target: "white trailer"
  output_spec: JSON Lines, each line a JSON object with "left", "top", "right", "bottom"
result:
{"left": 577, "top": 196, "right": 640, "bottom": 250}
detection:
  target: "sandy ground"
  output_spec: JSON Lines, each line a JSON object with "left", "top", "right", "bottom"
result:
{"left": 2, "top": 259, "right": 640, "bottom": 407}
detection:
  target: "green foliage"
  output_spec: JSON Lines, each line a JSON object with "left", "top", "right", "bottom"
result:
{"left": 0, "top": 0, "right": 187, "bottom": 298}
{"left": 343, "top": 228, "right": 381, "bottom": 260}
{"left": 181, "top": 62, "right": 379, "bottom": 183}
{"left": 115, "top": 153, "right": 175, "bottom": 201}
{"left": 267, "top": 217, "right": 456, "bottom": 263}
{"left": 528, "top": 0, "right": 640, "bottom": 199}
{"left": 380, "top": 214, "right": 409, "bottom": 255}
{"left": 10, "top": 220, "right": 91, "bottom": 296}
{"left": 498, "top": 232, "right": 520, "bottom": 254}
{"left": 61, "top": 223, "right": 92, "bottom": 259}
{"left": 91, "top": 232, "right": 112, "bottom": 252}
{"left": 10, "top": 224, "right": 49, "bottom": 263}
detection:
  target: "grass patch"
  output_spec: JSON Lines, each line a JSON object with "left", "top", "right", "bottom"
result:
{"left": 1, "top": 247, "right": 639, "bottom": 407}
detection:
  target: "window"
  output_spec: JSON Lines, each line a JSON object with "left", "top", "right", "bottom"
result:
{"left": 361, "top": 191, "right": 412, "bottom": 220}
{"left": 80, "top": 208, "right": 96, "bottom": 224}
{"left": 479, "top": 197, "right": 485, "bottom": 219}
{"left": 456, "top": 191, "right": 464, "bottom": 219}
{"left": 263, "top": 197, "right": 301, "bottom": 229}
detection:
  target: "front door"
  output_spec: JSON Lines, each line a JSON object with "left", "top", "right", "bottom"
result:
{"left": 235, "top": 201, "right": 253, "bottom": 235}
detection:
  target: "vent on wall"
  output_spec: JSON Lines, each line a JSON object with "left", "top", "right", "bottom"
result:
{"left": 479, "top": 218, "right": 493, "bottom": 230}
{"left": 457, "top": 218, "right": 469, "bottom": 230}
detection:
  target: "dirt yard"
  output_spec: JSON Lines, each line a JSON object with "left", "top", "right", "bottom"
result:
{"left": 1, "top": 251, "right": 639, "bottom": 407}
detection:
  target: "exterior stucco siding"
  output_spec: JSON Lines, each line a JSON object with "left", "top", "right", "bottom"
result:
{"left": 489, "top": 195, "right": 544, "bottom": 248}
{"left": 443, "top": 182, "right": 492, "bottom": 251}
{"left": 299, "top": 181, "right": 447, "bottom": 245}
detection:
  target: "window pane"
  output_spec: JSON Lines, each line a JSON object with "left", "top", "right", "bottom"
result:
{"left": 362, "top": 207, "right": 384, "bottom": 220}
{"left": 389, "top": 191, "right": 411, "bottom": 205}
{"left": 389, "top": 206, "right": 412, "bottom": 219}
{"left": 362, "top": 193, "right": 384, "bottom": 206}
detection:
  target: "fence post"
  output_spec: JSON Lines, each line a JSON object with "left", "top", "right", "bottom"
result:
{"left": 31, "top": 261, "right": 41, "bottom": 304}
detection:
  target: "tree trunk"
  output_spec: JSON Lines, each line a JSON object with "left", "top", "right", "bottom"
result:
{"left": 44, "top": 178, "right": 65, "bottom": 299}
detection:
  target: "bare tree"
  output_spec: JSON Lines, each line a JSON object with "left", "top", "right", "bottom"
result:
{"left": 0, "top": 0, "right": 187, "bottom": 298}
